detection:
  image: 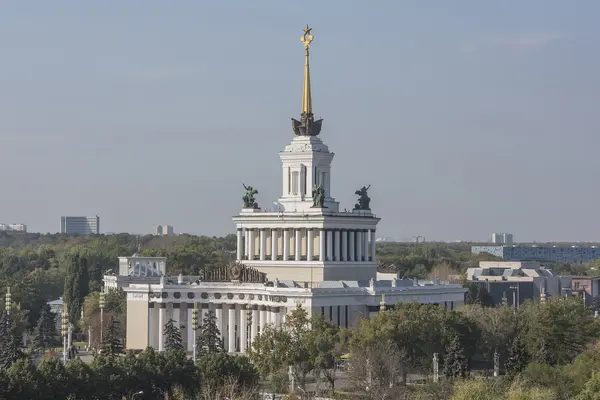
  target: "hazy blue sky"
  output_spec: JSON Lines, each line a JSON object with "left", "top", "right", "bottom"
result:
{"left": 1, "top": 1, "right": 599, "bottom": 241}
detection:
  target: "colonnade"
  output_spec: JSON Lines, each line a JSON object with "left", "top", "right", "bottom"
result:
{"left": 150, "top": 302, "right": 284, "bottom": 354}
{"left": 236, "top": 228, "right": 376, "bottom": 263}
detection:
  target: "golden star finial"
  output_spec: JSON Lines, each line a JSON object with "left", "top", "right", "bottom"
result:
{"left": 301, "top": 24, "right": 314, "bottom": 49}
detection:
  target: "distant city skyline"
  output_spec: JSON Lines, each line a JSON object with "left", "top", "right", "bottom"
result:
{"left": 1, "top": 1, "right": 599, "bottom": 242}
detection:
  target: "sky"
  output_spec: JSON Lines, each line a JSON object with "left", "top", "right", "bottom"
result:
{"left": 1, "top": 1, "right": 599, "bottom": 242}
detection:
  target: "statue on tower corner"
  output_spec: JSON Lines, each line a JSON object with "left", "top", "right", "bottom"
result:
{"left": 242, "top": 184, "right": 259, "bottom": 209}
{"left": 353, "top": 185, "right": 371, "bottom": 211}
{"left": 311, "top": 184, "right": 326, "bottom": 208}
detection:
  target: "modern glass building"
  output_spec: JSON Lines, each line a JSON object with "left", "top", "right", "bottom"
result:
{"left": 472, "top": 245, "right": 600, "bottom": 264}
{"left": 60, "top": 215, "right": 100, "bottom": 235}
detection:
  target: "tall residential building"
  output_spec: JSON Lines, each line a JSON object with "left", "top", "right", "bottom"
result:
{"left": 154, "top": 225, "right": 174, "bottom": 236}
{"left": 0, "top": 223, "right": 27, "bottom": 232}
{"left": 491, "top": 232, "right": 514, "bottom": 245}
{"left": 60, "top": 215, "right": 100, "bottom": 235}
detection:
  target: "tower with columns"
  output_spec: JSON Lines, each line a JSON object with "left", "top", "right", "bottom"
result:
{"left": 123, "top": 26, "right": 467, "bottom": 354}
{"left": 233, "top": 25, "right": 379, "bottom": 284}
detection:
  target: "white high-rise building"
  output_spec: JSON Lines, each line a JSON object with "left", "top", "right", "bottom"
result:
{"left": 154, "top": 225, "right": 174, "bottom": 236}
{"left": 491, "top": 232, "right": 514, "bottom": 245}
{"left": 123, "top": 26, "right": 466, "bottom": 353}
{"left": 0, "top": 223, "right": 27, "bottom": 232}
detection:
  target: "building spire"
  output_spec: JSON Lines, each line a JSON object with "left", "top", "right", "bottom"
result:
{"left": 301, "top": 25, "right": 313, "bottom": 115}
{"left": 292, "top": 25, "right": 323, "bottom": 137}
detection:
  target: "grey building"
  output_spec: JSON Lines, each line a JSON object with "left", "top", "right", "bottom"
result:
{"left": 60, "top": 215, "right": 100, "bottom": 235}
{"left": 466, "top": 261, "right": 567, "bottom": 306}
{"left": 472, "top": 245, "right": 600, "bottom": 264}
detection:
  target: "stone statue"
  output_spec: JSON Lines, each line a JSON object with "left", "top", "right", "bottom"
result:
{"left": 353, "top": 185, "right": 371, "bottom": 211}
{"left": 311, "top": 184, "right": 326, "bottom": 208}
{"left": 242, "top": 184, "right": 259, "bottom": 209}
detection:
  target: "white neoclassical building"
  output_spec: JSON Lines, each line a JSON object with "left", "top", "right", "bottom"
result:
{"left": 124, "top": 26, "right": 466, "bottom": 353}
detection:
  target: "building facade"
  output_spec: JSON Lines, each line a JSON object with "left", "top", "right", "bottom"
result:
{"left": 123, "top": 26, "right": 466, "bottom": 353}
{"left": 155, "top": 225, "right": 174, "bottom": 236}
{"left": 472, "top": 245, "right": 600, "bottom": 264}
{"left": 0, "top": 223, "right": 26, "bottom": 232}
{"left": 60, "top": 215, "right": 100, "bottom": 235}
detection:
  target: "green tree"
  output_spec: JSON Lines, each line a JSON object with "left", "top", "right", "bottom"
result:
{"left": 505, "top": 334, "right": 530, "bottom": 378}
{"left": 0, "top": 313, "right": 24, "bottom": 369}
{"left": 63, "top": 253, "right": 90, "bottom": 323}
{"left": 197, "top": 352, "right": 259, "bottom": 389}
{"left": 196, "top": 310, "right": 224, "bottom": 355}
{"left": 101, "top": 317, "right": 123, "bottom": 356}
{"left": 163, "top": 318, "right": 183, "bottom": 351}
{"left": 577, "top": 371, "right": 600, "bottom": 400}
{"left": 444, "top": 335, "right": 468, "bottom": 379}
{"left": 31, "top": 304, "right": 57, "bottom": 354}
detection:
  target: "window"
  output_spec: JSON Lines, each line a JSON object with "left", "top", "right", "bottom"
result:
{"left": 291, "top": 171, "right": 299, "bottom": 195}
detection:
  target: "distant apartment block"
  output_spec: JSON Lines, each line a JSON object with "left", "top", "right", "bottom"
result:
{"left": 0, "top": 223, "right": 27, "bottom": 232}
{"left": 154, "top": 224, "right": 174, "bottom": 236}
{"left": 60, "top": 215, "right": 100, "bottom": 235}
{"left": 472, "top": 245, "right": 600, "bottom": 264}
{"left": 491, "top": 232, "right": 513, "bottom": 245}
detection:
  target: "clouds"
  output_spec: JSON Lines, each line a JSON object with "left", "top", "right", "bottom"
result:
{"left": 460, "top": 32, "right": 563, "bottom": 53}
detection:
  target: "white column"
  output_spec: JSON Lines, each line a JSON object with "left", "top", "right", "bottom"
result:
{"left": 327, "top": 230, "right": 333, "bottom": 261}
{"left": 251, "top": 306, "right": 259, "bottom": 341}
{"left": 158, "top": 306, "right": 165, "bottom": 351}
{"left": 259, "top": 229, "right": 266, "bottom": 261}
{"left": 248, "top": 229, "right": 255, "bottom": 261}
{"left": 187, "top": 305, "right": 194, "bottom": 352}
{"left": 332, "top": 305, "right": 339, "bottom": 326}
{"left": 148, "top": 305, "right": 155, "bottom": 349}
{"left": 239, "top": 306, "right": 247, "bottom": 353}
{"left": 259, "top": 305, "right": 267, "bottom": 332}
{"left": 272, "top": 307, "right": 281, "bottom": 326}
{"left": 283, "top": 229, "right": 290, "bottom": 260}
{"left": 334, "top": 230, "right": 341, "bottom": 261}
{"left": 236, "top": 229, "right": 243, "bottom": 260}
{"left": 349, "top": 231, "right": 355, "bottom": 261}
{"left": 363, "top": 230, "right": 369, "bottom": 260}
{"left": 271, "top": 229, "right": 278, "bottom": 261}
{"left": 356, "top": 230, "right": 363, "bottom": 262}
{"left": 172, "top": 305, "right": 180, "bottom": 331}
{"left": 341, "top": 230, "right": 348, "bottom": 261}
{"left": 307, "top": 229, "right": 314, "bottom": 261}
{"left": 215, "top": 305, "right": 224, "bottom": 345}
{"left": 371, "top": 230, "right": 377, "bottom": 262}
{"left": 228, "top": 305, "right": 236, "bottom": 353}
{"left": 319, "top": 230, "right": 326, "bottom": 261}
{"left": 295, "top": 229, "right": 302, "bottom": 261}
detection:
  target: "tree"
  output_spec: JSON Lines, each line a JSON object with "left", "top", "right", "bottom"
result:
{"left": 31, "top": 304, "right": 57, "bottom": 353}
{"left": 63, "top": 253, "right": 90, "bottom": 323}
{"left": 197, "top": 352, "right": 259, "bottom": 389}
{"left": 465, "top": 283, "right": 493, "bottom": 307}
{"left": 444, "top": 335, "right": 468, "bottom": 379}
{"left": 163, "top": 318, "right": 183, "bottom": 351}
{"left": 196, "top": 310, "right": 224, "bottom": 356}
{"left": 0, "top": 313, "right": 24, "bottom": 369}
{"left": 505, "top": 334, "right": 529, "bottom": 378}
{"left": 101, "top": 317, "right": 123, "bottom": 356}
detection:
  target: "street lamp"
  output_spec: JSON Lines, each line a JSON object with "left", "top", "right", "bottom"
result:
{"left": 192, "top": 303, "right": 199, "bottom": 364}
{"left": 5, "top": 287, "right": 11, "bottom": 316}
{"left": 99, "top": 288, "right": 106, "bottom": 343}
{"left": 61, "top": 303, "right": 69, "bottom": 364}
{"left": 131, "top": 391, "right": 143, "bottom": 399}
{"left": 379, "top": 294, "right": 386, "bottom": 312}
{"left": 246, "top": 303, "right": 253, "bottom": 350}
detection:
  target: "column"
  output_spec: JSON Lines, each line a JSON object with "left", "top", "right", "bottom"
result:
{"left": 271, "top": 229, "right": 278, "bottom": 261}
{"left": 148, "top": 304, "right": 155, "bottom": 349}
{"left": 228, "top": 305, "right": 236, "bottom": 353}
{"left": 349, "top": 230, "right": 355, "bottom": 261}
{"left": 295, "top": 229, "right": 302, "bottom": 261}
{"left": 363, "top": 230, "right": 369, "bottom": 261}
{"left": 172, "top": 304, "right": 181, "bottom": 331}
{"left": 334, "top": 230, "right": 341, "bottom": 261}
{"left": 259, "top": 305, "right": 267, "bottom": 333}
{"left": 236, "top": 229, "right": 243, "bottom": 260}
{"left": 187, "top": 304, "right": 194, "bottom": 352}
{"left": 341, "top": 230, "right": 348, "bottom": 261}
{"left": 239, "top": 306, "right": 247, "bottom": 353}
{"left": 283, "top": 229, "right": 290, "bottom": 261}
{"left": 272, "top": 307, "right": 280, "bottom": 326}
{"left": 332, "top": 305, "right": 339, "bottom": 327}
{"left": 371, "top": 230, "right": 377, "bottom": 262}
{"left": 259, "top": 229, "right": 266, "bottom": 261}
{"left": 307, "top": 229, "right": 314, "bottom": 261}
{"left": 356, "top": 230, "right": 363, "bottom": 261}
{"left": 340, "top": 305, "right": 347, "bottom": 328}
{"left": 215, "top": 305, "right": 224, "bottom": 346}
{"left": 251, "top": 305, "right": 259, "bottom": 342}
{"left": 327, "top": 230, "right": 333, "bottom": 261}
{"left": 319, "top": 230, "right": 326, "bottom": 261}
{"left": 158, "top": 305, "right": 165, "bottom": 351}
{"left": 248, "top": 229, "right": 255, "bottom": 261}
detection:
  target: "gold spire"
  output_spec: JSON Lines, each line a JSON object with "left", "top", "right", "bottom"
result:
{"left": 300, "top": 25, "right": 314, "bottom": 115}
